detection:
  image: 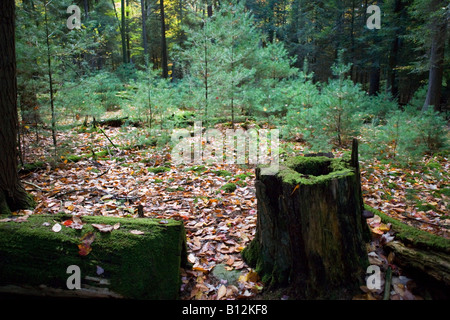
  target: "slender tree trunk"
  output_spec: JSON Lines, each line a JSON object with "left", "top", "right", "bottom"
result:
{"left": 204, "top": 29, "right": 209, "bottom": 123}
{"left": 207, "top": 0, "right": 213, "bottom": 17}
{"left": 387, "top": 0, "right": 402, "bottom": 99}
{"left": 0, "top": 0, "right": 36, "bottom": 215}
{"left": 126, "top": 0, "right": 131, "bottom": 63}
{"left": 83, "top": 0, "right": 89, "bottom": 20}
{"left": 141, "top": 0, "right": 148, "bottom": 60}
{"left": 121, "top": 0, "right": 128, "bottom": 64}
{"left": 423, "top": 0, "right": 447, "bottom": 112}
{"left": 44, "top": 2, "right": 57, "bottom": 153}
{"left": 369, "top": 65, "right": 381, "bottom": 96}
{"left": 388, "top": 37, "right": 400, "bottom": 98}
{"left": 350, "top": 0, "right": 356, "bottom": 81}
{"left": 160, "top": 0, "right": 169, "bottom": 78}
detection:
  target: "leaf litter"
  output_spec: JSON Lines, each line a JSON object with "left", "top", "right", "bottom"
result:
{"left": 15, "top": 124, "right": 449, "bottom": 300}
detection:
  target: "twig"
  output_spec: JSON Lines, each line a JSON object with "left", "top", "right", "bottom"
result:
{"left": 22, "top": 181, "right": 43, "bottom": 190}
{"left": 383, "top": 266, "right": 392, "bottom": 300}
{"left": 96, "top": 167, "right": 111, "bottom": 179}
{"left": 99, "top": 128, "right": 119, "bottom": 150}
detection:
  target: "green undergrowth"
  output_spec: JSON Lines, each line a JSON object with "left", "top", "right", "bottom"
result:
{"left": 221, "top": 183, "right": 237, "bottom": 193}
{"left": 148, "top": 166, "right": 171, "bottom": 174}
{"left": 364, "top": 205, "right": 450, "bottom": 253}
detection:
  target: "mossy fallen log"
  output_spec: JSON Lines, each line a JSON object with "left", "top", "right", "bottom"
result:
{"left": 364, "top": 205, "right": 450, "bottom": 253}
{"left": 385, "top": 241, "right": 450, "bottom": 287}
{"left": 364, "top": 205, "right": 450, "bottom": 290}
{"left": 0, "top": 214, "right": 187, "bottom": 299}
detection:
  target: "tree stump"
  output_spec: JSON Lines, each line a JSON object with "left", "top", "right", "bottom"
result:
{"left": 242, "top": 140, "right": 370, "bottom": 299}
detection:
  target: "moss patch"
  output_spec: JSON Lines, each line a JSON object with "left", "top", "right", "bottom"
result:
{"left": 0, "top": 214, "right": 187, "bottom": 299}
{"left": 221, "top": 183, "right": 237, "bottom": 193}
{"left": 147, "top": 166, "right": 171, "bottom": 174}
{"left": 274, "top": 155, "right": 355, "bottom": 186}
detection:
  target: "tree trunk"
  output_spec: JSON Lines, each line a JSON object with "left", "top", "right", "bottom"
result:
{"left": 387, "top": 0, "right": 403, "bottom": 99}
{"left": 83, "top": 0, "right": 89, "bottom": 20}
{"left": 369, "top": 64, "right": 381, "bottom": 96}
{"left": 242, "top": 140, "right": 370, "bottom": 299}
{"left": 384, "top": 241, "right": 450, "bottom": 287}
{"left": 422, "top": 4, "right": 447, "bottom": 112}
{"left": 121, "top": 0, "right": 128, "bottom": 64}
{"left": 126, "top": 0, "right": 131, "bottom": 63}
{"left": 207, "top": 0, "right": 213, "bottom": 17}
{"left": 0, "top": 0, "right": 36, "bottom": 215}
{"left": 160, "top": 0, "right": 169, "bottom": 78}
{"left": 141, "top": 0, "right": 148, "bottom": 60}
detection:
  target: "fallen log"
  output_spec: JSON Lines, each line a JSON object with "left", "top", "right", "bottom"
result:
{"left": 384, "top": 241, "right": 450, "bottom": 287}
{"left": 0, "top": 214, "right": 187, "bottom": 299}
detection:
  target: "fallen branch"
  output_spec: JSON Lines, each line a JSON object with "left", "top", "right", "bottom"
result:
{"left": 385, "top": 241, "right": 450, "bottom": 287}
{"left": 22, "top": 181, "right": 43, "bottom": 191}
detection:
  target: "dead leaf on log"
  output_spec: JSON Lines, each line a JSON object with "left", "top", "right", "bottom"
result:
{"left": 92, "top": 223, "right": 114, "bottom": 232}
{"left": 130, "top": 230, "right": 145, "bottom": 235}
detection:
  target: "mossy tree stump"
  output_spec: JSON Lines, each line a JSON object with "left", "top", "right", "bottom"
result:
{"left": 243, "top": 140, "right": 370, "bottom": 299}
{"left": 0, "top": 214, "right": 187, "bottom": 299}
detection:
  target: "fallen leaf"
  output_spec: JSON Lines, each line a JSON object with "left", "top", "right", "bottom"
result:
{"left": 62, "top": 219, "right": 73, "bottom": 226}
{"left": 217, "top": 285, "right": 227, "bottom": 300}
{"left": 92, "top": 223, "right": 114, "bottom": 232}
{"left": 96, "top": 265, "right": 105, "bottom": 275}
{"left": 52, "top": 223, "right": 62, "bottom": 232}
{"left": 73, "top": 216, "right": 82, "bottom": 224}
{"left": 80, "top": 231, "right": 96, "bottom": 246}
{"left": 188, "top": 253, "right": 197, "bottom": 264}
{"left": 130, "top": 229, "right": 145, "bottom": 235}
{"left": 78, "top": 243, "right": 92, "bottom": 256}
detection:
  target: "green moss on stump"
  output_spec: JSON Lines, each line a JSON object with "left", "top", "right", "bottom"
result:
{"left": 0, "top": 215, "right": 187, "bottom": 299}
{"left": 275, "top": 155, "right": 354, "bottom": 186}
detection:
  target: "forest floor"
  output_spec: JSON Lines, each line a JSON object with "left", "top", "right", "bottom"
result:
{"left": 15, "top": 121, "right": 449, "bottom": 300}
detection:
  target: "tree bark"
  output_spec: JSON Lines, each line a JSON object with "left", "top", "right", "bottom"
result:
{"left": 423, "top": 0, "right": 447, "bottom": 112}
{"left": 369, "top": 64, "right": 381, "bottom": 96}
{"left": 387, "top": 0, "right": 403, "bottom": 99}
{"left": 242, "top": 141, "right": 370, "bottom": 299}
{"left": 0, "top": 0, "right": 36, "bottom": 215}
{"left": 121, "top": 0, "right": 128, "bottom": 64}
{"left": 141, "top": 0, "right": 148, "bottom": 60}
{"left": 126, "top": 0, "right": 131, "bottom": 63}
{"left": 83, "top": 0, "right": 89, "bottom": 20}
{"left": 385, "top": 241, "right": 450, "bottom": 287}
{"left": 160, "top": 0, "right": 169, "bottom": 78}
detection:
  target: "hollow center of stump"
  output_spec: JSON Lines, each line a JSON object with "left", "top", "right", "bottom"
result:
{"left": 292, "top": 158, "right": 332, "bottom": 177}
